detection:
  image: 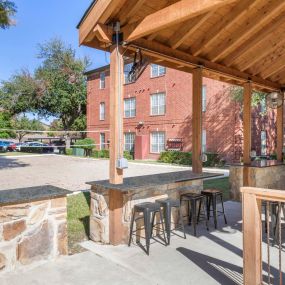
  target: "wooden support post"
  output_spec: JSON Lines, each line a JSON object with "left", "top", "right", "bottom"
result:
{"left": 242, "top": 190, "right": 262, "bottom": 285}
{"left": 109, "top": 45, "right": 124, "bottom": 184}
{"left": 243, "top": 82, "right": 252, "bottom": 165}
{"left": 109, "top": 189, "right": 124, "bottom": 245}
{"left": 192, "top": 68, "right": 203, "bottom": 173}
{"left": 277, "top": 102, "right": 284, "bottom": 162}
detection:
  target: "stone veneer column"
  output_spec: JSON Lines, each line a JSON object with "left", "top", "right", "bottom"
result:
{"left": 0, "top": 186, "right": 69, "bottom": 273}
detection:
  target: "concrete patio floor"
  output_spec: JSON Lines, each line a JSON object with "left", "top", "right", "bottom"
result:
{"left": 0, "top": 201, "right": 284, "bottom": 285}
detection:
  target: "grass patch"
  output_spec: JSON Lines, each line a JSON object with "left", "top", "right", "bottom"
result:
{"left": 203, "top": 177, "right": 230, "bottom": 200}
{"left": 67, "top": 192, "right": 90, "bottom": 254}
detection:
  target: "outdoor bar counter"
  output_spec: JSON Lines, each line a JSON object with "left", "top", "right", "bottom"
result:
{"left": 229, "top": 160, "right": 285, "bottom": 201}
{"left": 87, "top": 170, "right": 222, "bottom": 245}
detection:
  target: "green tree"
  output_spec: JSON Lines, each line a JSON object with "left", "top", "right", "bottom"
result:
{"left": 35, "top": 39, "right": 89, "bottom": 131}
{"left": 0, "top": 69, "right": 38, "bottom": 115}
{"left": 12, "top": 116, "right": 44, "bottom": 142}
{"left": 0, "top": 0, "right": 16, "bottom": 29}
{"left": 0, "top": 112, "right": 15, "bottom": 138}
{"left": 229, "top": 85, "right": 267, "bottom": 114}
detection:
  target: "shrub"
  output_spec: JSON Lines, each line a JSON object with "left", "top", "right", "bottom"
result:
{"left": 91, "top": 149, "right": 110, "bottom": 158}
{"left": 123, "top": 151, "right": 134, "bottom": 160}
{"left": 158, "top": 151, "right": 224, "bottom": 167}
{"left": 65, "top": 149, "right": 73, "bottom": 156}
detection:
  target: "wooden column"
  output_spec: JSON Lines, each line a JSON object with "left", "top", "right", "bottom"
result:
{"left": 192, "top": 68, "right": 203, "bottom": 173}
{"left": 109, "top": 45, "right": 124, "bottom": 184}
{"left": 242, "top": 190, "right": 262, "bottom": 285}
{"left": 243, "top": 82, "right": 252, "bottom": 165}
{"left": 277, "top": 101, "right": 284, "bottom": 161}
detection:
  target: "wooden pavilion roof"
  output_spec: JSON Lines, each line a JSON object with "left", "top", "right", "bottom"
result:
{"left": 78, "top": 0, "right": 285, "bottom": 92}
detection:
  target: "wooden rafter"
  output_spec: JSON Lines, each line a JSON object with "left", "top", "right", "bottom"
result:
{"left": 259, "top": 53, "right": 285, "bottom": 79}
{"left": 223, "top": 12, "right": 285, "bottom": 66}
{"left": 190, "top": 0, "right": 254, "bottom": 56}
{"left": 169, "top": 10, "right": 215, "bottom": 50}
{"left": 238, "top": 37, "right": 285, "bottom": 72}
{"left": 120, "top": 0, "right": 146, "bottom": 26}
{"left": 207, "top": 0, "right": 285, "bottom": 62}
{"left": 79, "top": 0, "right": 127, "bottom": 45}
{"left": 127, "top": 38, "right": 281, "bottom": 91}
{"left": 126, "top": 0, "right": 237, "bottom": 42}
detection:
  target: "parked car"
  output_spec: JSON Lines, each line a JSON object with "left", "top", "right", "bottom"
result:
{"left": 0, "top": 141, "right": 14, "bottom": 152}
{"left": 20, "top": 142, "right": 53, "bottom": 153}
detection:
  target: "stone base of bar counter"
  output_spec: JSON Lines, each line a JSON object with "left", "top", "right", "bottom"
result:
{"left": 0, "top": 186, "right": 69, "bottom": 273}
{"left": 87, "top": 171, "right": 222, "bottom": 245}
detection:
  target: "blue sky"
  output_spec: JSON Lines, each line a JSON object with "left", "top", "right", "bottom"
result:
{"left": 0, "top": 0, "right": 109, "bottom": 81}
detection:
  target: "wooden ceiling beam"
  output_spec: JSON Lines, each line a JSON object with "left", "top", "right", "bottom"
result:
{"left": 126, "top": 38, "right": 281, "bottom": 91}
{"left": 190, "top": 0, "right": 254, "bottom": 56}
{"left": 208, "top": 0, "right": 285, "bottom": 62}
{"left": 223, "top": 13, "right": 285, "bottom": 66}
{"left": 169, "top": 10, "right": 215, "bottom": 50}
{"left": 79, "top": 0, "right": 127, "bottom": 45}
{"left": 125, "top": 0, "right": 237, "bottom": 42}
{"left": 120, "top": 0, "right": 146, "bottom": 26}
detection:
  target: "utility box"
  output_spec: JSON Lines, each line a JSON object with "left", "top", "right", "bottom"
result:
{"left": 134, "top": 135, "right": 149, "bottom": 160}
{"left": 72, "top": 148, "right": 85, "bottom": 157}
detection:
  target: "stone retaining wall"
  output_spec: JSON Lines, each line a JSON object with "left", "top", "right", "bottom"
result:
{"left": 90, "top": 179, "right": 203, "bottom": 244}
{"left": 0, "top": 197, "right": 68, "bottom": 273}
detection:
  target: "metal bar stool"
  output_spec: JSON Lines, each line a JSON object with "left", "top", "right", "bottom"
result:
{"left": 201, "top": 189, "right": 227, "bottom": 229}
{"left": 155, "top": 198, "right": 186, "bottom": 245}
{"left": 180, "top": 193, "right": 209, "bottom": 236}
{"left": 128, "top": 202, "right": 167, "bottom": 255}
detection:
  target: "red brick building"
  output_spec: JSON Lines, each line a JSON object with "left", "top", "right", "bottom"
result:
{"left": 86, "top": 63, "right": 279, "bottom": 162}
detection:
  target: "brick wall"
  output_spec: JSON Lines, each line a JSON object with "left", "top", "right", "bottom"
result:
{"left": 86, "top": 64, "right": 279, "bottom": 162}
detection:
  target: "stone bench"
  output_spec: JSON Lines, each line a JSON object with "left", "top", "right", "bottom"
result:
{"left": 0, "top": 185, "right": 70, "bottom": 273}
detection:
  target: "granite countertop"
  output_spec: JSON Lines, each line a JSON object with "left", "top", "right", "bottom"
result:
{"left": 0, "top": 185, "right": 70, "bottom": 206}
{"left": 86, "top": 170, "right": 223, "bottom": 192}
{"left": 230, "top": 160, "right": 285, "bottom": 168}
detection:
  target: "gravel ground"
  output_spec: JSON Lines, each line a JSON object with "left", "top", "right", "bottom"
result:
{"left": 0, "top": 154, "right": 189, "bottom": 191}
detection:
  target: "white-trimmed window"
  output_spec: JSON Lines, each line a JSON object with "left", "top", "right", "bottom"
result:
{"left": 151, "top": 64, "right": 166, "bottom": 78}
{"left": 151, "top": 132, "right": 165, "bottom": 153}
{"left": 124, "top": 63, "right": 135, "bottom": 84}
{"left": 151, "top": 93, "right": 166, "bottom": 116}
{"left": 99, "top": 102, "right": 105, "bottom": 120}
{"left": 100, "top": 133, "right": 105, "bottom": 150}
{"left": 99, "top": 72, "right": 105, "bottom": 89}
{"left": 124, "top": 97, "right": 136, "bottom": 118}
{"left": 202, "top": 130, "right": 207, "bottom": 153}
{"left": 261, "top": 131, "right": 267, "bottom": 155}
{"left": 202, "top": 85, "right": 207, "bottom": 112}
{"left": 124, "top": 133, "right": 135, "bottom": 152}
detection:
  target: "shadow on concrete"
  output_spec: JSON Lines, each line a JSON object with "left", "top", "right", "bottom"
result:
{"left": 0, "top": 156, "right": 29, "bottom": 169}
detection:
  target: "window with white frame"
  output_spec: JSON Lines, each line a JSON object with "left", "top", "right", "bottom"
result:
{"left": 151, "top": 132, "right": 165, "bottom": 153}
{"left": 124, "top": 97, "right": 136, "bottom": 118}
{"left": 151, "top": 93, "right": 166, "bottom": 115}
{"left": 261, "top": 131, "right": 267, "bottom": 155}
{"left": 124, "top": 63, "right": 135, "bottom": 84}
{"left": 99, "top": 72, "right": 105, "bottom": 89}
{"left": 151, "top": 64, "right": 166, "bottom": 78}
{"left": 202, "top": 85, "right": 207, "bottom": 112}
{"left": 202, "top": 130, "right": 207, "bottom": 153}
{"left": 124, "top": 133, "right": 135, "bottom": 152}
{"left": 99, "top": 102, "right": 105, "bottom": 120}
{"left": 100, "top": 133, "right": 105, "bottom": 150}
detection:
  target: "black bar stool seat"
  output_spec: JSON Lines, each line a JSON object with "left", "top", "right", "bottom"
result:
{"left": 201, "top": 189, "right": 227, "bottom": 229}
{"left": 180, "top": 193, "right": 209, "bottom": 236}
{"left": 155, "top": 198, "right": 186, "bottom": 244}
{"left": 128, "top": 202, "right": 167, "bottom": 255}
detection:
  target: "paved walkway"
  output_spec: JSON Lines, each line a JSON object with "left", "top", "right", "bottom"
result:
{"left": 0, "top": 155, "right": 228, "bottom": 191}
